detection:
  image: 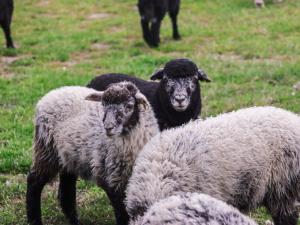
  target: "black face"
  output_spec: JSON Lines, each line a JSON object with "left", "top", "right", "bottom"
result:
{"left": 150, "top": 59, "right": 211, "bottom": 112}
{"left": 162, "top": 75, "right": 198, "bottom": 112}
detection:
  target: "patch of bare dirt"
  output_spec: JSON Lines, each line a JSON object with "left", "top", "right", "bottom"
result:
{"left": 1, "top": 56, "right": 20, "bottom": 64}
{"left": 40, "top": 13, "right": 59, "bottom": 19}
{"left": 37, "top": 0, "right": 50, "bottom": 7}
{"left": 0, "top": 56, "right": 19, "bottom": 78}
{"left": 87, "top": 13, "right": 112, "bottom": 20}
{"left": 0, "top": 55, "right": 31, "bottom": 78}
{"left": 90, "top": 43, "right": 110, "bottom": 51}
{"left": 212, "top": 52, "right": 296, "bottom": 64}
{"left": 108, "top": 26, "right": 124, "bottom": 33}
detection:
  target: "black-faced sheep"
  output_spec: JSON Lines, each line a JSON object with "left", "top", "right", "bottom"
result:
{"left": 131, "top": 192, "right": 258, "bottom": 225}
{"left": 126, "top": 106, "right": 300, "bottom": 225}
{"left": 87, "top": 58, "right": 211, "bottom": 131}
{"left": 26, "top": 82, "right": 159, "bottom": 225}
{"left": 0, "top": 0, "right": 14, "bottom": 48}
{"left": 137, "top": 0, "right": 181, "bottom": 47}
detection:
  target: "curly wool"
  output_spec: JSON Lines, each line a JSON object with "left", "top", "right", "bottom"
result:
{"left": 33, "top": 85, "right": 158, "bottom": 189}
{"left": 27, "top": 83, "right": 160, "bottom": 225}
{"left": 126, "top": 106, "right": 300, "bottom": 222}
{"left": 163, "top": 58, "right": 198, "bottom": 78}
{"left": 130, "top": 193, "right": 258, "bottom": 225}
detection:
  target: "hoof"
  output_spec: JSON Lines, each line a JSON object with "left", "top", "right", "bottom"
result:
{"left": 173, "top": 35, "right": 181, "bottom": 40}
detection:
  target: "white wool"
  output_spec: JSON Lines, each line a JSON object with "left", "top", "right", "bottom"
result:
{"left": 126, "top": 106, "right": 300, "bottom": 221}
{"left": 131, "top": 192, "right": 258, "bottom": 225}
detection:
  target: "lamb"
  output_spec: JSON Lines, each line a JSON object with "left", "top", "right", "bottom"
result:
{"left": 26, "top": 82, "right": 159, "bottom": 225}
{"left": 137, "top": 0, "right": 181, "bottom": 47}
{"left": 126, "top": 106, "right": 300, "bottom": 225}
{"left": 0, "top": 0, "right": 14, "bottom": 48}
{"left": 87, "top": 58, "right": 211, "bottom": 131}
{"left": 131, "top": 192, "right": 258, "bottom": 225}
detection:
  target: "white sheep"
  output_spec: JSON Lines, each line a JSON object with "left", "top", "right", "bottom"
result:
{"left": 131, "top": 192, "right": 258, "bottom": 225}
{"left": 26, "top": 82, "right": 159, "bottom": 225}
{"left": 126, "top": 106, "right": 300, "bottom": 225}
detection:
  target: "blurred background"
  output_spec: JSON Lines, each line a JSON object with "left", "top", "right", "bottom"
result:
{"left": 0, "top": 0, "right": 299, "bottom": 224}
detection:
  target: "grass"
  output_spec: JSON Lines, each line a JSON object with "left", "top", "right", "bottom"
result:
{"left": 0, "top": 0, "right": 299, "bottom": 224}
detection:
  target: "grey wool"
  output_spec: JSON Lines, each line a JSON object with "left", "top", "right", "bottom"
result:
{"left": 130, "top": 192, "right": 258, "bottom": 225}
{"left": 26, "top": 82, "right": 159, "bottom": 225}
{"left": 126, "top": 106, "right": 300, "bottom": 225}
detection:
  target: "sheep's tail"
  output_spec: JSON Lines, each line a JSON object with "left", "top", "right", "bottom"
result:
{"left": 30, "top": 115, "right": 59, "bottom": 176}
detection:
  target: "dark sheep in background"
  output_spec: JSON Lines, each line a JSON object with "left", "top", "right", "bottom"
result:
{"left": 0, "top": 0, "right": 14, "bottom": 48}
{"left": 87, "top": 58, "right": 211, "bottom": 131}
{"left": 137, "top": 0, "right": 181, "bottom": 47}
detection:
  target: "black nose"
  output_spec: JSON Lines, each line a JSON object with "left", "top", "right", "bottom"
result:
{"left": 104, "top": 124, "right": 114, "bottom": 132}
{"left": 175, "top": 96, "right": 185, "bottom": 104}
{"left": 105, "top": 127, "right": 113, "bottom": 132}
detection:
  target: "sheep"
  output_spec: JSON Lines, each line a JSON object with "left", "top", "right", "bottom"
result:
{"left": 126, "top": 106, "right": 300, "bottom": 225}
{"left": 137, "top": 0, "right": 181, "bottom": 47}
{"left": 26, "top": 82, "right": 159, "bottom": 225}
{"left": 254, "top": 0, "right": 283, "bottom": 8}
{"left": 131, "top": 192, "right": 258, "bottom": 225}
{"left": 0, "top": 0, "right": 14, "bottom": 48}
{"left": 87, "top": 58, "right": 211, "bottom": 131}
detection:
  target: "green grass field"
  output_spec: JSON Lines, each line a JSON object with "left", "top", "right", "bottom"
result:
{"left": 0, "top": 0, "right": 299, "bottom": 224}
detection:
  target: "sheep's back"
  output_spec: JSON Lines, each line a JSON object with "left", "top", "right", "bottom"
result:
{"left": 34, "top": 86, "right": 100, "bottom": 175}
{"left": 128, "top": 106, "right": 300, "bottom": 215}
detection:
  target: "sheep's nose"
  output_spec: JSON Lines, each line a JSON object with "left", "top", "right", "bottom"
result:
{"left": 105, "top": 127, "right": 113, "bottom": 132}
{"left": 175, "top": 95, "right": 185, "bottom": 104}
{"left": 104, "top": 123, "right": 114, "bottom": 133}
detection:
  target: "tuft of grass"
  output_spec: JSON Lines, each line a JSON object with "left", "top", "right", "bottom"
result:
{"left": 0, "top": 0, "right": 299, "bottom": 224}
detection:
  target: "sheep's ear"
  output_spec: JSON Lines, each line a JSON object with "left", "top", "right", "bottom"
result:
{"left": 85, "top": 92, "right": 104, "bottom": 102}
{"left": 135, "top": 92, "right": 148, "bottom": 111}
{"left": 197, "top": 69, "right": 211, "bottom": 82}
{"left": 150, "top": 68, "right": 164, "bottom": 80}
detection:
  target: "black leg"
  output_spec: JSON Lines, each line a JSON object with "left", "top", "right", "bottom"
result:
{"left": 26, "top": 170, "right": 54, "bottom": 225}
{"left": 169, "top": 8, "right": 181, "bottom": 40}
{"left": 265, "top": 197, "right": 299, "bottom": 225}
{"left": 150, "top": 19, "right": 162, "bottom": 47}
{"left": 140, "top": 19, "right": 153, "bottom": 47}
{"left": 58, "top": 172, "right": 79, "bottom": 225}
{"left": 273, "top": 210, "right": 298, "bottom": 225}
{"left": 150, "top": 6, "right": 166, "bottom": 47}
{"left": 1, "top": 21, "right": 14, "bottom": 48}
{"left": 106, "top": 190, "right": 129, "bottom": 225}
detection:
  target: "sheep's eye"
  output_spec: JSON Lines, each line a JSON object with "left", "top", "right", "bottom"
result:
{"left": 170, "top": 86, "right": 175, "bottom": 94}
{"left": 117, "top": 118, "right": 123, "bottom": 124}
{"left": 187, "top": 87, "right": 191, "bottom": 95}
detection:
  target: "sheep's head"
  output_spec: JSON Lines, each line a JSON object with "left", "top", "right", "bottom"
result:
{"left": 151, "top": 58, "right": 211, "bottom": 112}
{"left": 86, "top": 82, "right": 148, "bottom": 137}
